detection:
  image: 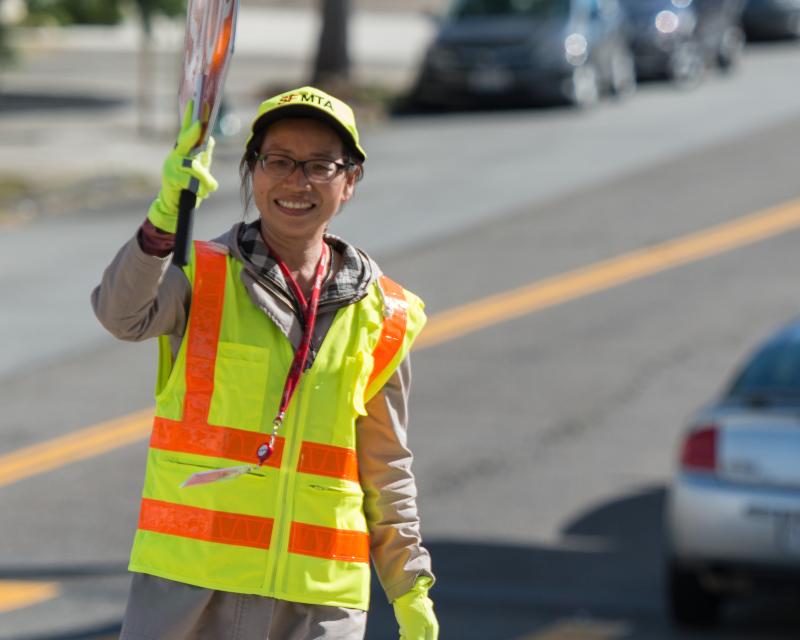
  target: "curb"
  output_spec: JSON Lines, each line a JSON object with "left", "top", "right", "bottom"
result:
{"left": 7, "top": 622, "right": 121, "bottom": 640}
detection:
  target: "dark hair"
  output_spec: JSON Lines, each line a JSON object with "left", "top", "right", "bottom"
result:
{"left": 239, "top": 123, "right": 365, "bottom": 215}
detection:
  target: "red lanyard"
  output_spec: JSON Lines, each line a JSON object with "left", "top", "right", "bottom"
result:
{"left": 257, "top": 241, "right": 331, "bottom": 465}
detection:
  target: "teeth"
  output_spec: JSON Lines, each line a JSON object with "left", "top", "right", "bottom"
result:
{"left": 277, "top": 200, "right": 313, "bottom": 210}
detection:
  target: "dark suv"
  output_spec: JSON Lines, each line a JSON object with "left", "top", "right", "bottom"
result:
{"left": 620, "top": 0, "right": 745, "bottom": 86}
{"left": 408, "top": 0, "right": 636, "bottom": 108}
{"left": 743, "top": 0, "right": 800, "bottom": 39}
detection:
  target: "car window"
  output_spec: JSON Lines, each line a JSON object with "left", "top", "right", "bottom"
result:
{"left": 618, "top": 0, "right": 683, "bottom": 15}
{"left": 727, "top": 341, "right": 800, "bottom": 397}
{"left": 586, "top": 0, "right": 620, "bottom": 18}
{"left": 449, "top": 0, "right": 571, "bottom": 18}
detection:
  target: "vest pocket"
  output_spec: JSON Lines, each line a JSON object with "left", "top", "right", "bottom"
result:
{"left": 148, "top": 455, "right": 278, "bottom": 516}
{"left": 281, "top": 480, "right": 370, "bottom": 608}
{"left": 134, "top": 453, "right": 276, "bottom": 590}
{"left": 207, "top": 342, "right": 269, "bottom": 431}
{"left": 307, "top": 483, "right": 361, "bottom": 494}
{"left": 299, "top": 479, "right": 366, "bottom": 531}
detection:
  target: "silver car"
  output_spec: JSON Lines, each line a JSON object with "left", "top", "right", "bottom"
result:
{"left": 666, "top": 320, "right": 800, "bottom": 626}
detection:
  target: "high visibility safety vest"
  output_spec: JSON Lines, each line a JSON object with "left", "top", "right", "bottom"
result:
{"left": 128, "top": 240, "right": 426, "bottom": 610}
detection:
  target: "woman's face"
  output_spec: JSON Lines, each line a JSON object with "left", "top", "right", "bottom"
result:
{"left": 252, "top": 117, "right": 357, "bottom": 244}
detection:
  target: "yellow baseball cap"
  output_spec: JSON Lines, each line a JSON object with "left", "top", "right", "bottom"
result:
{"left": 247, "top": 86, "right": 366, "bottom": 162}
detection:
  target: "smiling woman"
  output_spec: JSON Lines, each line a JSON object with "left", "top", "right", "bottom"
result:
{"left": 90, "top": 86, "right": 438, "bottom": 640}
{"left": 246, "top": 117, "right": 361, "bottom": 253}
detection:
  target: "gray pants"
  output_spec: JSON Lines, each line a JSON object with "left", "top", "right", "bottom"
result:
{"left": 120, "top": 573, "right": 367, "bottom": 640}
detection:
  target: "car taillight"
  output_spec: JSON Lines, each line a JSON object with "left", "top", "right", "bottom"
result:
{"left": 680, "top": 425, "right": 718, "bottom": 472}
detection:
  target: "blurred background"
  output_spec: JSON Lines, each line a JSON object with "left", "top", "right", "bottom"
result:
{"left": 2, "top": 0, "right": 800, "bottom": 638}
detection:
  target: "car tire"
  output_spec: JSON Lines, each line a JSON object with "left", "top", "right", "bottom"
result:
{"left": 717, "top": 26, "right": 745, "bottom": 71}
{"left": 609, "top": 46, "right": 636, "bottom": 99}
{"left": 789, "top": 13, "right": 800, "bottom": 38}
{"left": 668, "top": 561, "right": 722, "bottom": 627}
{"left": 401, "top": 83, "right": 446, "bottom": 113}
{"left": 668, "top": 41, "right": 705, "bottom": 89}
{"left": 569, "top": 63, "right": 600, "bottom": 108}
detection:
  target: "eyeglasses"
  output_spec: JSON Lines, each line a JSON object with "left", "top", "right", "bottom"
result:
{"left": 255, "top": 153, "right": 354, "bottom": 184}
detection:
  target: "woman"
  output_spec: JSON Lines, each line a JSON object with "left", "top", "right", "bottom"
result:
{"left": 92, "top": 86, "right": 438, "bottom": 640}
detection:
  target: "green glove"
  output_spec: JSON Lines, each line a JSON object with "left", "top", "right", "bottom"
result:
{"left": 393, "top": 577, "right": 439, "bottom": 640}
{"left": 147, "top": 102, "right": 219, "bottom": 234}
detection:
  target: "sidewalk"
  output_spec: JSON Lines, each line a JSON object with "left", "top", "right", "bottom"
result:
{"left": 0, "top": 4, "right": 436, "bottom": 227}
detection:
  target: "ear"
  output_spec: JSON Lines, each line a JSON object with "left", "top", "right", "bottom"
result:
{"left": 340, "top": 169, "right": 358, "bottom": 203}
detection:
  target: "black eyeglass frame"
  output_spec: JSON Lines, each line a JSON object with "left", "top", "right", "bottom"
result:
{"left": 253, "top": 152, "right": 356, "bottom": 183}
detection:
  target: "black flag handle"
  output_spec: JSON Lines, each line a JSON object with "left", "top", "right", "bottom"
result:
{"left": 172, "top": 188, "right": 197, "bottom": 267}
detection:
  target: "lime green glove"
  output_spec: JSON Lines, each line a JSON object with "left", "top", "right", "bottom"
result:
{"left": 147, "top": 102, "right": 218, "bottom": 234}
{"left": 392, "top": 577, "right": 439, "bottom": 640}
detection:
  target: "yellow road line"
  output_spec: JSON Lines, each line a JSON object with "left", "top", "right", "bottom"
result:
{"left": 3, "top": 200, "right": 800, "bottom": 488}
{"left": 0, "top": 580, "right": 60, "bottom": 613}
{"left": 416, "top": 199, "right": 800, "bottom": 349}
{"left": 0, "top": 408, "right": 153, "bottom": 489}
{"left": 516, "top": 619, "right": 629, "bottom": 640}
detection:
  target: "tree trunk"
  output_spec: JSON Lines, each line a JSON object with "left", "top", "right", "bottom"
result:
{"left": 136, "top": 7, "right": 155, "bottom": 137}
{"left": 0, "top": 0, "right": 10, "bottom": 65}
{"left": 312, "top": 0, "right": 350, "bottom": 90}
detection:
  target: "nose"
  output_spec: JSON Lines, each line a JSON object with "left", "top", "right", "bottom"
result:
{"left": 285, "top": 163, "right": 311, "bottom": 188}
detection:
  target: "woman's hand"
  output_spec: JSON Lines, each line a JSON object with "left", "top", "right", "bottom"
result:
{"left": 393, "top": 577, "right": 439, "bottom": 640}
{"left": 147, "top": 101, "right": 219, "bottom": 234}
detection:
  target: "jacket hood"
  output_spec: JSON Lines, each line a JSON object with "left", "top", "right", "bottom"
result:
{"left": 211, "top": 222, "right": 377, "bottom": 310}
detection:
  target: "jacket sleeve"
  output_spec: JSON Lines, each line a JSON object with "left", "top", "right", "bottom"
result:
{"left": 357, "top": 355, "right": 435, "bottom": 603}
{"left": 90, "top": 229, "right": 191, "bottom": 341}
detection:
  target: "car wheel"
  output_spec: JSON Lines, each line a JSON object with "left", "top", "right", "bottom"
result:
{"left": 609, "top": 46, "right": 636, "bottom": 99}
{"left": 789, "top": 13, "right": 800, "bottom": 38}
{"left": 668, "top": 41, "right": 705, "bottom": 88}
{"left": 401, "top": 82, "right": 447, "bottom": 113}
{"left": 569, "top": 63, "right": 600, "bottom": 108}
{"left": 717, "top": 26, "right": 745, "bottom": 71}
{"left": 668, "top": 561, "right": 722, "bottom": 627}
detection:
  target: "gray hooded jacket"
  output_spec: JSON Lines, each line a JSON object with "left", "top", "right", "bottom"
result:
{"left": 91, "top": 221, "right": 434, "bottom": 606}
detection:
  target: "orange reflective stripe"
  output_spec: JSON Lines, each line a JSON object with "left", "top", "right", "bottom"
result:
{"left": 367, "top": 276, "right": 408, "bottom": 387}
{"left": 297, "top": 441, "right": 358, "bottom": 482}
{"left": 139, "top": 498, "right": 274, "bottom": 550}
{"left": 150, "top": 417, "right": 284, "bottom": 468}
{"left": 288, "top": 522, "right": 369, "bottom": 563}
{"left": 183, "top": 242, "right": 227, "bottom": 425}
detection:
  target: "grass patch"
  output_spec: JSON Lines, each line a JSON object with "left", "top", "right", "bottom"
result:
{"left": 0, "top": 176, "right": 35, "bottom": 202}
{"left": 0, "top": 173, "right": 157, "bottom": 227}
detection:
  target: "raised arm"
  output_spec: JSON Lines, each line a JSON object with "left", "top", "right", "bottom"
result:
{"left": 91, "top": 101, "right": 218, "bottom": 342}
{"left": 91, "top": 225, "right": 191, "bottom": 341}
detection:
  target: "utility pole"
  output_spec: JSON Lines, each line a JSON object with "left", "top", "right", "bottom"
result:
{"left": 133, "top": 0, "right": 184, "bottom": 137}
{"left": 136, "top": 1, "right": 156, "bottom": 136}
{"left": 0, "top": 0, "right": 14, "bottom": 65}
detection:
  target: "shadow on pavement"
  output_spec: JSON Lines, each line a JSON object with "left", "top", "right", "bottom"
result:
{"left": 367, "top": 485, "right": 800, "bottom": 640}
{"left": 5, "top": 486, "right": 799, "bottom": 639}
{"left": 0, "top": 563, "right": 128, "bottom": 580}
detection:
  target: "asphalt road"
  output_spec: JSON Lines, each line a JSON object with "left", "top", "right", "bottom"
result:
{"left": 2, "top": 41, "right": 800, "bottom": 640}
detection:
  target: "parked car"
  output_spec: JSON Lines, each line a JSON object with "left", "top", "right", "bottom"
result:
{"left": 408, "top": 0, "right": 636, "bottom": 109}
{"left": 619, "top": 0, "right": 745, "bottom": 85}
{"left": 666, "top": 318, "right": 800, "bottom": 626}
{"left": 742, "top": 0, "right": 800, "bottom": 39}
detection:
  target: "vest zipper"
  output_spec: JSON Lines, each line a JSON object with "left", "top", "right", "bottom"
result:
{"left": 268, "top": 374, "right": 308, "bottom": 595}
